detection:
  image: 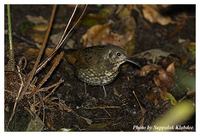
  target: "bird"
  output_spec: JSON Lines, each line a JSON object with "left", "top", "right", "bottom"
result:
{"left": 64, "top": 45, "right": 140, "bottom": 97}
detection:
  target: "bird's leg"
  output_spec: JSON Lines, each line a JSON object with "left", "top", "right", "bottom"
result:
{"left": 84, "top": 82, "right": 87, "bottom": 94}
{"left": 102, "top": 85, "right": 107, "bottom": 98}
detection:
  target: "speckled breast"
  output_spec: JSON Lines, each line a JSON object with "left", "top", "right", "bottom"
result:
{"left": 76, "top": 68, "right": 119, "bottom": 86}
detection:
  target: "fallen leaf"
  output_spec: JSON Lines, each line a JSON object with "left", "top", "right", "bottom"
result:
{"left": 133, "top": 49, "right": 171, "bottom": 64}
{"left": 27, "top": 47, "right": 54, "bottom": 57}
{"left": 139, "top": 64, "right": 160, "bottom": 76}
{"left": 26, "top": 15, "right": 48, "bottom": 24}
{"left": 166, "top": 62, "right": 175, "bottom": 75}
{"left": 81, "top": 23, "right": 135, "bottom": 48}
{"left": 81, "top": 22, "right": 112, "bottom": 47}
{"left": 81, "top": 5, "right": 136, "bottom": 55}
{"left": 53, "top": 23, "right": 66, "bottom": 29}
{"left": 31, "top": 33, "right": 45, "bottom": 43}
{"left": 32, "top": 24, "right": 48, "bottom": 32}
{"left": 50, "top": 32, "right": 63, "bottom": 45}
{"left": 154, "top": 68, "right": 174, "bottom": 89}
{"left": 142, "top": 5, "right": 174, "bottom": 25}
{"left": 101, "top": 31, "right": 132, "bottom": 47}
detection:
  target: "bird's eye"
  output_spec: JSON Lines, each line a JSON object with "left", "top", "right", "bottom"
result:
{"left": 117, "top": 52, "right": 121, "bottom": 56}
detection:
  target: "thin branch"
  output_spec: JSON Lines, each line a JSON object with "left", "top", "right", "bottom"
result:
{"left": 36, "top": 81, "right": 62, "bottom": 92}
{"left": 35, "top": 5, "right": 79, "bottom": 74}
{"left": 37, "top": 51, "right": 64, "bottom": 89}
{"left": 57, "top": 5, "right": 78, "bottom": 46}
{"left": 83, "top": 106, "right": 121, "bottom": 110}
{"left": 21, "top": 5, "right": 57, "bottom": 99}
{"left": 35, "top": 5, "right": 87, "bottom": 74}
{"left": 43, "top": 78, "right": 64, "bottom": 101}
{"left": 7, "top": 66, "right": 24, "bottom": 129}
{"left": 58, "top": 5, "right": 88, "bottom": 49}
{"left": 132, "top": 90, "right": 146, "bottom": 126}
{"left": 12, "top": 31, "right": 40, "bottom": 47}
{"left": 34, "top": 79, "right": 64, "bottom": 106}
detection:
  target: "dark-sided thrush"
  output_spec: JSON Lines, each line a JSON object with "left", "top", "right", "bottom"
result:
{"left": 65, "top": 45, "right": 140, "bottom": 97}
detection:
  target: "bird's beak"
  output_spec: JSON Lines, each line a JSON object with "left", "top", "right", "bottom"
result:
{"left": 125, "top": 59, "right": 141, "bottom": 68}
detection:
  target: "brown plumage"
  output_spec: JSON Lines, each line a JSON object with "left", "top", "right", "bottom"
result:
{"left": 65, "top": 45, "right": 140, "bottom": 97}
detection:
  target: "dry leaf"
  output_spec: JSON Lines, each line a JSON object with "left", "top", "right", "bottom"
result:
{"left": 26, "top": 15, "right": 48, "bottom": 24}
{"left": 27, "top": 47, "right": 54, "bottom": 57}
{"left": 134, "top": 49, "right": 171, "bottom": 64}
{"left": 53, "top": 23, "right": 66, "bottom": 29}
{"left": 166, "top": 62, "right": 175, "bottom": 75}
{"left": 81, "top": 22, "right": 134, "bottom": 48}
{"left": 81, "top": 5, "right": 136, "bottom": 55}
{"left": 142, "top": 5, "right": 174, "bottom": 25}
{"left": 100, "top": 32, "right": 132, "bottom": 47}
{"left": 31, "top": 33, "right": 45, "bottom": 43}
{"left": 32, "top": 24, "right": 48, "bottom": 32}
{"left": 139, "top": 64, "right": 160, "bottom": 76}
{"left": 50, "top": 32, "right": 63, "bottom": 45}
{"left": 81, "top": 22, "right": 112, "bottom": 47}
{"left": 154, "top": 63, "right": 175, "bottom": 89}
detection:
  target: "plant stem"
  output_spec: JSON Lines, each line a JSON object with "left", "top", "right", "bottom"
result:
{"left": 7, "top": 4, "right": 15, "bottom": 71}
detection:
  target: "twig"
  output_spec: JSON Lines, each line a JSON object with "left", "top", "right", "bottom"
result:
{"left": 83, "top": 105, "right": 121, "bottom": 110}
{"left": 5, "top": 30, "right": 56, "bottom": 49}
{"left": 132, "top": 90, "right": 146, "bottom": 126}
{"left": 42, "top": 98, "right": 45, "bottom": 122}
{"left": 37, "top": 51, "right": 64, "bottom": 89}
{"left": 34, "top": 5, "right": 78, "bottom": 75}
{"left": 35, "top": 80, "right": 63, "bottom": 93}
{"left": 35, "top": 5, "right": 88, "bottom": 74}
{"left": 12, "top": 31, "right": 40, "bottom": 47}
{"left": 43, "top": 78, "right": 64, "bottom": 101}
{"left": 57, "top": 5, "right": 78, "bottom": 46}
{"left": 7, "top": 5, "right": 15, "bottom": 71}
{"left": 103, "top": 109, "right": 111, "bottom": 117}
{"left": 57, "top": 5, "right": 88, "bottom": 49}
{"left": 33, "top": 79, "right": 64, "bottom": 106}
{"left": 20, "top": 5, "right": 57, "bottom": 99}
{"left": 57, "top": 100, "right": 93, "bottom": 125}
{"left": 7, "top": 66, "right": 24, "bottom": 129}
{"left": 18, "top": 56, "right": 27, "bottom": 71}
{"left": 35, "top": 5, "right": 79, "bottom": 74}
{"left": 35, "top": 93, "right": 43, "bottom": 115}
{"left": 37, "top": 93, "right": 45, "bottom": 122}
